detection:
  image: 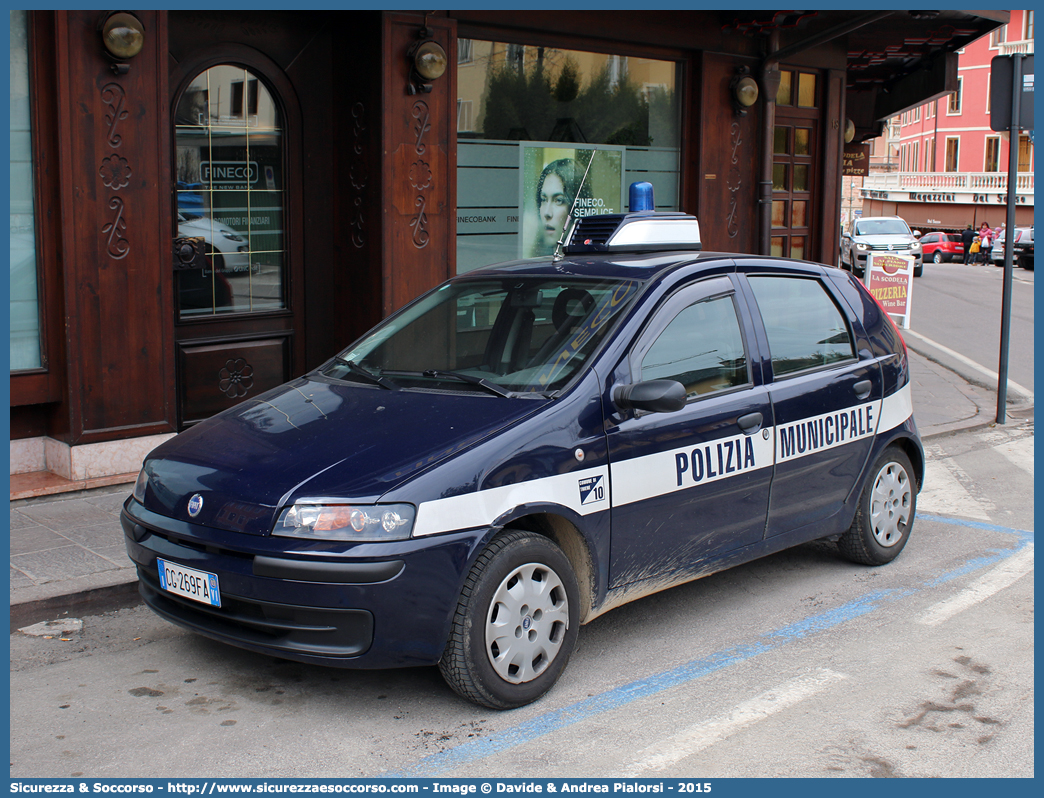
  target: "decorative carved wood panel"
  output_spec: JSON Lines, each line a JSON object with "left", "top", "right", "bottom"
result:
{"left": 382, "top": 13, "right": 457, "bottom": 316}
{"left": 177, "top": 337, "right": 290, "bottom": 425}
{"left": 55, "top": 11, "right": 175, "bottom": 443}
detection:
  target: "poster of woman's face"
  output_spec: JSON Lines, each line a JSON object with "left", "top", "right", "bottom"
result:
{"left": 521, "top": 146, "right": 624, "bottom": 258}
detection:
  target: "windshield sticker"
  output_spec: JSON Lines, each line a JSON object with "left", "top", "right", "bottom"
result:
{"left": 536, "top": 280, "right": 640, "bottom": 388}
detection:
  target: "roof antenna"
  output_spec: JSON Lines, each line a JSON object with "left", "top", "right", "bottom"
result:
{"left": 552, "top": 150, "right": 597, "bottom": 263}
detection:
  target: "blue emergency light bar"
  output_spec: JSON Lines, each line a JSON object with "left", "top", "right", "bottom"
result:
{"left": 563, "top": 182, "right": 702, "bottom": 254}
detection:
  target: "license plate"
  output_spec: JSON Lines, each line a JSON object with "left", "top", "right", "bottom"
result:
{"left": 157, "top": 558, "right": 221, "bottom": 607}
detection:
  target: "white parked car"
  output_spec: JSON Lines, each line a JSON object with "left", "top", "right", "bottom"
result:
{"left": 993, "top": 227, "right": 1034, "bottom": 270}
{"left": 177, "top": 213, "right": 253, "bottom": 274}
{"left": 840, "top": 216, "right": 923, "bottom": 278}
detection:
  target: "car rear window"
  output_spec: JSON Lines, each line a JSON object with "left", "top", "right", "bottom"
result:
{"left": 747, "top": 276, "right": 855, "bottom": 378}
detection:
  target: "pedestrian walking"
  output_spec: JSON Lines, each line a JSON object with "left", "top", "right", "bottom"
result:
{"left": 979, "top": 224, "right": 993, "bottom": 263}
{"left": 961, "top": 224, "right": 976, "bottom": 264}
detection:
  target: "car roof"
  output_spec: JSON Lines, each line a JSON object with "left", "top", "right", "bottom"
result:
{"left": 457, "top": 250, "right": 729, "bottom": 283}
{"left": 453, "top": 249, "right": 826, "bottom": 285}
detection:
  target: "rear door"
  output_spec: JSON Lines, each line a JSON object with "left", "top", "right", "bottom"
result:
{"left": 604, "top": 274, "right": 774, "bottom": 589}
{"left": 738, "top": 265, "right": 881, "bottom": 539}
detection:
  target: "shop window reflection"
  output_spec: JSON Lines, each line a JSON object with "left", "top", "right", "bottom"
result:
{"left": 455, "top": 42, "right": 682, "bottom": 273}
{"left": 174, "top": 65, "right": 286, "bottom": 318}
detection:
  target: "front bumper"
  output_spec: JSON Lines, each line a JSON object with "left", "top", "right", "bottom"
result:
{"left": 852, "top": 250, "right": 922, "bottom": 270}
{"left": 122, "top": 498, "right": 488, "bottom": 668}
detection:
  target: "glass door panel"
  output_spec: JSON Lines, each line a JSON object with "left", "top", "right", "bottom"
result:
{"left": 174, "top": 66, "right": 286, "bottom": 318}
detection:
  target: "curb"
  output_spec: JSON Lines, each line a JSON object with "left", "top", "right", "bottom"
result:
{"left": 905, "top": 336, "right": 1035, "bottom": 411}
{"left": 11, "top": 578, "right": 141, "bottom": 630}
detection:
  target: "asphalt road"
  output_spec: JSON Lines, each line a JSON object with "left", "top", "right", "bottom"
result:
{"left": 906, "top": 261, "right": 1034, "bottom": 400}
{"left": 10, "top": 419, "right": 1034, "bottom": 779}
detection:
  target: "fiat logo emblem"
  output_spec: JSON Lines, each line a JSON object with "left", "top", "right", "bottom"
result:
{"left": 187, "top": 494, "right": 204, "bottom": 517}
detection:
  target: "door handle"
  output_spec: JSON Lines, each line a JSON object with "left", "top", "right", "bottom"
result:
{"left": 738, "top": 412, "right": 763, "bottom": 433}
{"left": 853, "top": 379, "right": 873, "bottom": 400}
{"left": 173, "top": 236, "right": 207, "bottom": 271}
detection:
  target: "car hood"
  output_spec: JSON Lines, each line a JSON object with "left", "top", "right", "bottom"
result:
{"left": 139, "top": 376, "right": 546, "bottom": 534}
{"left": 854, "top": 234, "right": 918, "bottom": 246}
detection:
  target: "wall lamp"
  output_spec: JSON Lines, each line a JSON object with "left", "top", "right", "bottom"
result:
{"left": 844, "top": 118, "right": 856, "bottom": 144}
{"left": 730, "top": 66, "right": 759, "bottom": 116}
{"left": 407, "top": 28, "right": 447, "bottom": 95}
{"left": 99, "top": 11, "right": 145, "bottom": 75}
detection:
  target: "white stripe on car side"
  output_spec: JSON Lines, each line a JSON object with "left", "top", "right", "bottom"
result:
{"left": 411, "top": 382, "right": 914, "bottom": 538}
{"left": 412, "top": 466, "right": 610, "bottom": 538}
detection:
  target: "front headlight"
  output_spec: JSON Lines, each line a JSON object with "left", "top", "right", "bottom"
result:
{"left": 855, "top": 242, "right": 869, "bottom": 251}
{"left": 221, "top": 231, "right": 245, "bottom": 242}
{"left": 132, "top": 467, "right": 148, "bottom": 503}
{"left": 910, "top": 242, "right": 922, "bottom": 253}
{"left": 273, "top": 503, "right": 415, "bottom": 541}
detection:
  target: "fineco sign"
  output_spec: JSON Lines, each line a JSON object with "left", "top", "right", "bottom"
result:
{"left": 865, "top": 253, "right": 914, "bottom": 329}
{"left": 201, "top": 162, "right": 259, "bottom": 185}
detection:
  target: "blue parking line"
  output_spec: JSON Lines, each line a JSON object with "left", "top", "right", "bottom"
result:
{"left": 917, "top": 514, "right": 1033, "bottom": 586}
{"left": 917, "top": 513, "right": 1033, "bottom": 538}
{"left": 385, "top": 515, "right": 1031, "bottom": 778}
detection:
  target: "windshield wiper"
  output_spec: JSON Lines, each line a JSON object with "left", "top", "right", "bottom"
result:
{"left": 379, "top": 368, "right": 515, "bottom": 398}
{"left": 333, "top": 358, "right": 400, "bottom": 390}
{"left": 423, "top": 370, "right": 516, "bottom": 398}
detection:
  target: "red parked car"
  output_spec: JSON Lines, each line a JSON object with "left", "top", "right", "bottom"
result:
{"left": 919, "top": 232, "right": 964, "bottom": 263}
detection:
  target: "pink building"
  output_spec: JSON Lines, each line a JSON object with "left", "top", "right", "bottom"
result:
{"left": 858, "top": 9, "right": 1034, "bottom": 232}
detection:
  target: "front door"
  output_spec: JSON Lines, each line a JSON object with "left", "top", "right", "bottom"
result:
{"left": 771, "top": 67, "right": 821, "bottom": 263}
{"left": 605, "top": 275, "right": 774, "bottom": 590}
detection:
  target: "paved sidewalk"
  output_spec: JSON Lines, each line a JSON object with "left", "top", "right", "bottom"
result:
{"left": 8, "top": 348, "right": 1032, "bottom": 629}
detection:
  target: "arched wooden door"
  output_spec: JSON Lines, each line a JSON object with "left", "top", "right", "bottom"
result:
{"left": 169, "top": 30, "right": 307, "bottom": 429}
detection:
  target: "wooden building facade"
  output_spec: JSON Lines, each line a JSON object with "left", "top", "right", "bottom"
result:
{"left": 9, "top": 9, "right": 1005, "bottom": 495}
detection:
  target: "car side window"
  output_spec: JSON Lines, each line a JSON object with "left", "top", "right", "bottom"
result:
{"left": 641, "top": 294, "right": 750, "bottom": 398}
{"left": 747, "top": 276, "right": 855, "bottom": 378}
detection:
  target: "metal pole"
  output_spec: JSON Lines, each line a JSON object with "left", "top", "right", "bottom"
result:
{"left": 996, "top": 54, "right": 1022, "bottom": 424}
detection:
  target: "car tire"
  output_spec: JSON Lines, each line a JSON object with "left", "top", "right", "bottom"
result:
{"left": 932, "top": 251, "right": 943, "bottom": 264}
{"left": 838, "top": 446, "right": 917, "bottom": 566}
{"left": 1019, "top": 257, "right": 1033, "bottom": 271}
{"left": 439, "top": 530, "right": 580, "bottom": 709}
{"left": 914, "top": 263, "right": 923, "bottom": 277}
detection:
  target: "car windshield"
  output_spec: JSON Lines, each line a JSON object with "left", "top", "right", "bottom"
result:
{"left": 854, "top": 219, "right": 911, "bottom": 236}
{"left": 324, "top": 275, "right": 642, "bottom": 395}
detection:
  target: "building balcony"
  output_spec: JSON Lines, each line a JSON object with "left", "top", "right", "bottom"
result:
{"left": 862, "top": 171, "right": 1034, "bottom": 196}
{"left": 998, "top": 40, "right": 1034, "bottom": 56}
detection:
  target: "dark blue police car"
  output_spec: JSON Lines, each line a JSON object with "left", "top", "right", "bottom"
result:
{"left": 123, "top": 186, "right": 923, "bottom": 709}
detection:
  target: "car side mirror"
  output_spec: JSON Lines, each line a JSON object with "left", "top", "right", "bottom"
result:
{"left": 614, "top": 380, "right": 687, "bottom": 414}
{"left": 913, "top": 230, "right": 921, "bottom": 238}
